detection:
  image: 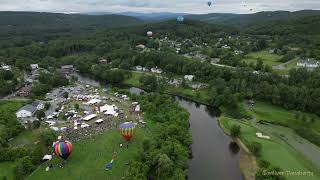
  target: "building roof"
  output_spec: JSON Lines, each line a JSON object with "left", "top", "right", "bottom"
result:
{"left": 32, "top": 100, "right": 44, "bottom": 107}
{"left": 61, "top": 65, "right": 74, "bottom": 69}
{"left": 19, "top": 105, "right": 36, "bottom": 113}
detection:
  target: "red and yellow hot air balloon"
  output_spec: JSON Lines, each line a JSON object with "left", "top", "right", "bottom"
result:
{"left": 53, "top": 140, "right": 73, "bottom": 160}
{"left": 119, "top": 122, "right": 135, "bottom": 141}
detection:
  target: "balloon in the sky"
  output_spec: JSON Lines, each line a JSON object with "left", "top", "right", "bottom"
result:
{"left": 147, "top": 31, "right": 153, "bottom": 37}
{"left": 207, "top": 1, "right": 212, "bottom": 6}
{"left": 53, "top": 140, "right": 73, "bottom": 160}
{"left": 119, "top": 122, "right": 135, "bottom": 141}
{"left": 177, "top": 16, "right": 184, "bottom": 23}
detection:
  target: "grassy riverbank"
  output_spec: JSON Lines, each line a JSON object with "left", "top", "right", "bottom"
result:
{"left": 219, "top": 116, "right": 320, "bottom": 180}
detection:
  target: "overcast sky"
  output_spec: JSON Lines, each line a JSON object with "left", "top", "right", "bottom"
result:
{"left": 0, "top": 0, "right": 319, "bottom": 14}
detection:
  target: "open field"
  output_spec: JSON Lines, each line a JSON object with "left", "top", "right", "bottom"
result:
{"left": 220, "top": 117, "right": 320, "bottom": 180}
{"left": 242, "top": 50, "right": 283, "bottom": 66}
{"left": 28, "top": 129, "right": 145, "bottom": 180}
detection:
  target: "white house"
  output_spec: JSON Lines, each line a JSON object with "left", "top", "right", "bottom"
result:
{"left": 184, "top": 75, "right": 194, "bottom": 81}
{"left": 32, "top": 100, "right": 45, "bottom": 110}
{"left": 30, "top": 64, "right": 39, "bottom": 70}
{"left": 151, "top": 67, "right": 163, "bottom": 74}
{"left": 0, "top": 64, "right": 11, "bottom": 71}
{"left": 16, "top": 105, "right": 37, "bottom": 118}
{"left": 297, "top": 59, "right": 319, "bottom": 68}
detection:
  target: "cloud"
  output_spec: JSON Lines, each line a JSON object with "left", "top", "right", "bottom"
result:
{"left": 0, "top": 0, "right": 319, "bottom": 14}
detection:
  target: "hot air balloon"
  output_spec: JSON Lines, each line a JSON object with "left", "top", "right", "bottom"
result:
{"left": 207, "top": 1, "right": 212, "bottom": 6}
{"left": 147, "top": 31, "right": 153, "bottom": 37}
{"left": 177, "top": 16, "right": 184, "bottom": 23}
{"left": 54, "top": 140, "right": 72, "bottom": 160}
{"left": 119, "top": 122, "right": 135, "bottom": 141}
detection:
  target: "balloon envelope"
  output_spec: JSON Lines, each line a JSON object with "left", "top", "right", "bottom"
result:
{"left": 207, "top": 1, "right": 212, "bottom": 6}
{"left": 147, "top": 31, "right": 153, "bottom": 36}
{"left": 177, "top": 16, "right": 184, "bottom": 22}
{"left": 119, "top": 122, "right": 135, "bottom": 141}
{"left": 54, "top": 140, "right": 72, "bottom": 160}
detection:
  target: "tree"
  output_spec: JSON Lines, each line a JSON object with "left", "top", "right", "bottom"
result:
{"left": 13, "top": 156, "right": 35, "bottom": 180}
{"left": 32, "top": 120, "right": 40, "bottom": 129}
{"left": 63, "top": 92, "right": 69, "bottom": 99}
{"left": 155, "top": 154, "right": 174, "bottom": 179}
{"left": 44, "top": 102, "right": 50, "bottom": 110}
{"left": 248, "top": 142, "right": 262, "bottom": 156}
{"left": 74, "top": 103, "right": 80, "bottom": 110}
{"left": 230, "top": 124, "right": 241, "bottom": 138}
{"left": 40, "top": 130, "right": 56, "bottom": 147}
{"left": 36, "top": 110, "right": 45, "bottom": 120}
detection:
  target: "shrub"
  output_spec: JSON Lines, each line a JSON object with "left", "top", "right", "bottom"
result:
{"left": 248, "top": 141, "right": 262, "bottom": 156}
{"left": 230, "top": 124, "right": 241, "bottom": 138}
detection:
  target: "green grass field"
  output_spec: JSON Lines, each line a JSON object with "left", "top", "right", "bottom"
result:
{"left": 250, "top": 101, "right": 320, "bottom": 133}
{"left": 0, "top": 162, "right": 15, "bottom": 180}
{"left": 28, "top": 129, "right": 145, "bottom": 180}
{"left": 242, "top": 50, "right": 283, "bottom": 66}
{"left": 220, "top": 117, "right": 320, "bottom": 180}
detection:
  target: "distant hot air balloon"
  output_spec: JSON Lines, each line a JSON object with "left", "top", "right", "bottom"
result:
{"left": 147, "top": 31, "right": 153, "bottom": 37}
{"left": 119, "top": 122, "right": 135, "bottom": 141}
{"left": 207, "top": 1, "right": 212, "bottom": 6}
{"left": 177, "top": 16, "right": 184, "bottom": 23}
{"left": 54, "top": 140, "right": 72, "bottom": 160}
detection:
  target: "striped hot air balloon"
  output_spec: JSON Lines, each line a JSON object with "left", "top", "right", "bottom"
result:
{"left": 54, "top": 140, "right": 72, "bottom": 160}
{"left": 119, "top": 122, "right": 135, "bottom": 141}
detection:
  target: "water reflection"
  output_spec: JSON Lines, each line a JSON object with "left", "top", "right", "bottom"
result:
{"left": 229, "top": 141, "right": 240, "bottom": 154}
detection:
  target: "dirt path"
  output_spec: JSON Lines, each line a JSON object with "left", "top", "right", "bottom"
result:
{"left": 236, "top": 138, "right": 258, "bottom": 180}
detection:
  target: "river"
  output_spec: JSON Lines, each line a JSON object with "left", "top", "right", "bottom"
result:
{"left": 129, "top": 87, "right": 243, "bottom": 180}
{"left": 71, "top": 73, "right": 243, "bottom": 179}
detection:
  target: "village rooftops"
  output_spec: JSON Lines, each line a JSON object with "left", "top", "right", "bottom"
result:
{"left": 298, "top": 59, "right": 319, "bottom": 64}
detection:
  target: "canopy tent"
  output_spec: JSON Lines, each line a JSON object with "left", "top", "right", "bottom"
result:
{"left": 83, "top": 114, "right": 97, "bottom": 121}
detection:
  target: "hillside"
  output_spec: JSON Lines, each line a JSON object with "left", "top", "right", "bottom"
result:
{"left": 186, "top": 10, "right": 320, "bottom": 26}
{"left": 0, "top": 11, "right": 143, "bottom": 42}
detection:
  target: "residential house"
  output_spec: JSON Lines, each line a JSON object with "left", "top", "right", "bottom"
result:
{"left": 30, "top": 64, "right": 39, "bottom": 70}
{"left": 297, "top": 59, "right": 319, "bottom": 68}
{"left": 136, "top": 44, "right": 146, "bottom": 49}
{"left": 0, "top": 64, "right": 11, "bottom": 71}
{"left": 18, "top": 87, "right": 31, "bottom": 97}
{"left": 16, "top": 105, "right": 37, "bottom": 118}
{"left": 99, "top": 59, "right": 108, "bottom": 65}
{"left": 151, "top": 67, "right": 163, "bottom": 74}
{"left": 184, "top": 75, "right": 194, "bottom": 81}
{"left": 59, "top": 65, "right": 75, "bottom": 75}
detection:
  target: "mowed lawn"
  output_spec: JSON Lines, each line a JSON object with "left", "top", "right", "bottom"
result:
{"left": 250, "top": 101, "right": 320, "bottom": 133}
{"left": 242, "top": 50, "right": 283, "bottom": 66}
{"left": 220, "top": 117, "right": 320, "bottom": 180}
{"left": 0, "top": 162, "right": 15, "bottom": 180}
{"left": 28, "top": 129, "right": 145, "bottom": 180}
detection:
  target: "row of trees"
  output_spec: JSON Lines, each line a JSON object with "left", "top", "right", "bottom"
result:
{"left": 128, "top": 94, "right": 192, "bottom": 179}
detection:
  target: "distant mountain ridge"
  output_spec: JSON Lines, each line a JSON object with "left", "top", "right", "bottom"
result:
{"left": 185, "top": 10, "right": 320, "bottom": 26}
{"left": 0, "top": 11, "right": 143, "bottom": 27}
